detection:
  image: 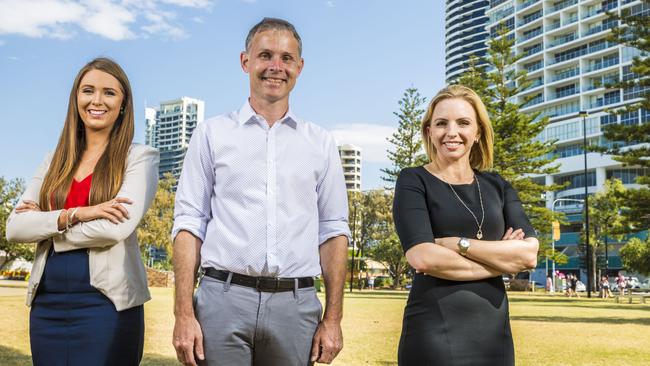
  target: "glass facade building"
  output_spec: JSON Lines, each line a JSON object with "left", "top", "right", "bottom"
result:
{"left": 446, "top": 0, "right": 491, "bottom": 82}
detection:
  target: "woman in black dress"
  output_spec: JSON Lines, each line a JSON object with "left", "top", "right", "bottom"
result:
{"left": 393, "top": 85, "right": 539, "bottom": 366}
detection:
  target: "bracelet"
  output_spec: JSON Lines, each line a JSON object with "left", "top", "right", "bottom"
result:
{"left": 63, "top": 209, "right": 70, "bottom": 231}
{"left": 69, "top": 207, "right": 79, "bottom": 225}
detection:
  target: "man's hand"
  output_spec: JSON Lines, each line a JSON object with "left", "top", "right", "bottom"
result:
{"left": 173, "top": 314, "right": 204, "bottom": 366}
{"left": 310, "top": 318, "right": 343, "bottom": 364}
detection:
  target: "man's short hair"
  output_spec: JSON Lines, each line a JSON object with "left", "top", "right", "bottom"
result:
{"left": 245, "top": 17, "right": 302, "bottom": 56}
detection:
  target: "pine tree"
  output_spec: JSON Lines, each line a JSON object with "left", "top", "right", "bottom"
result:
{"left": 601, "top": 1, "right": 650, "bottom": 230}
{"left": 458, "top": 27, "right": 565, "bottom": 263}
{"left": 381, "top": 88, "right": 428, "bottom": 184}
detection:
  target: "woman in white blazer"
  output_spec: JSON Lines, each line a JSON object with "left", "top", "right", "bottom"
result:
{"left": 5, "top": 57, "right": 159, "bottom": 366}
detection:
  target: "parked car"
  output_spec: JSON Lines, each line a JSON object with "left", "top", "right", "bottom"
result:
{"left": 627, "top": 277, "right": 641, "bottom": 289}
{"left": 640, "top": 279, "right": 650, "bottom": 291}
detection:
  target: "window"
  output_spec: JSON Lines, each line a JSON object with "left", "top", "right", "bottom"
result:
{"left": 556, "top": 172, "right": 597, "bottom": 190}
{"left": 600, "top": 113, "right": 617, "bottom": 126}
{"left": 641, "top": 109, "right": 650, "bottom": 123}
{"left": 621, "top": 111, "right": 639, "bottom": 126}
{"left": 607, "top": 168, "right": 650, "bottom": 184}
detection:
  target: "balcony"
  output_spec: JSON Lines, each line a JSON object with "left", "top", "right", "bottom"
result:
{"left": 548, "top": 32, "right": 578, "bottom": 48}
{"left": 550, "top": 0, "right": 578, "bottom": 13}
{"left": 546, "top": 21, "right": 561, "bottom": 32}
{"left": 562, "top": 14, "right": 578, "bottom": 26}
{"left": 551, "top": 67, "right": 580, "bottom": 82}
{"left": 521, "top": 27, "right": 543, "bottom": 42}
{"left": 551, "top": 88, "right": 579, "bottom": 100}
{"left": 517, "top": 0, "right": 540, "bottom": 11}
{"left": 525, "top": 61, "right": 544, "bottom": 72}
{"left": 523, "top": 95, "right": 545, "bottom": 108}
{"left": 523, "top": 44, "right": 543, "bottom": 57}
{"left": 524, "top": 78, "right": 544, "bottom": 90}
{"left": 587, "top": 94, "right": 621, "bottom": 109}
{"left": 584, "top": 57, "right": 619, "bottom": 73}
{"left": 582, "top": 8, "right": 603, "bottom": 20}
{"left": 518, "top": 11, "right": 543, "bottom": 27}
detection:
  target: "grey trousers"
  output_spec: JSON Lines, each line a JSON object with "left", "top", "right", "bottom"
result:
{"left": 194, "top": 275, "right": 322, "bottom": 366}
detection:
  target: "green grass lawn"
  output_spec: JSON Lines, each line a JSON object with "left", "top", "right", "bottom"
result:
{"left": 1, "top": 284, "right": 649, "bottom": 365}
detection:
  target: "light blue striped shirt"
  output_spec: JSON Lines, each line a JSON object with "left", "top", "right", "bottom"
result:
{"left": 172, "top": 101, "right": 350, "bottom": 277}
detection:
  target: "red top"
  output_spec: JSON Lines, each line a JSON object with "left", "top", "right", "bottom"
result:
{"left": 65, "top": 174, "right": 92, "bottom": 209}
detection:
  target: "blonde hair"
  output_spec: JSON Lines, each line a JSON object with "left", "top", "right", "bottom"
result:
{"left": 39, "top": 58, "right": 134, "bottom": 210}
{"left": 421, "top": 85, "right": 494, "bottom": 171}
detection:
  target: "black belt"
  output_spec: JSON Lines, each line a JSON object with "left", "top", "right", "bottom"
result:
{"left": 203, "top": 268, "right": 314, "bottom": 292}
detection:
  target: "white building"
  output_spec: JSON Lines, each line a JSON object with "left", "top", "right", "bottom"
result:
{"left": 483, "top": 0, "right": 648, "bottom": 202}
{"left": 446, "top": 0, "right": 491, "bottom": 82}
{"left": 338, "top": 144, "right": 362, "bottom": 191}
{"left": 145, "top": 97, "right": 205, "bottom": 182}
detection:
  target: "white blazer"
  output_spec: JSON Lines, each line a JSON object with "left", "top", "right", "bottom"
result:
{"left": 6, "top": 144, "right": 159, "bottom": 311}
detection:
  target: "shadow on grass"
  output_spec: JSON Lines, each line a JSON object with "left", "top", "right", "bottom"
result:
{"left": 377, "top": 361, "right": 398, "bottom": 365}
{"left": 0, "top": 345, "right": 31, "bottom": 366}
{"left": 140, "top": 353, "right": 180, "bottom": 366}
{"left": 511, "top": 315, "right": 650, "bottom": 326}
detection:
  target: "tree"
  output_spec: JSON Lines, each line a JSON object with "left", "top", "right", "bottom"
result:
{"left": 137, "top": 173, "right": 176, "bottom": 265}
{"left": 381, "top": 87, "right": 428, "bottom": 184}
{"left": 579, "top": 179, "right": 627, "bottom": 284}
{"left": 620, "top": 237, "right": 650, "bottom": 275}
{"left": 601, "top": 1, "right": 650, "bottom": 230}
{"left": 0, "top": 177, "right": 34, "bottom": 269}
{"left": 364, "top": 190, "right": 410, "bottom": 289}
{"left": 458, "top": 27, "right": 565, "bottom": 264}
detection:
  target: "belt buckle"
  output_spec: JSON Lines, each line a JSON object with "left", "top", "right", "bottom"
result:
{"left": 256, "top": 277, "right": 281, "bottom": 292}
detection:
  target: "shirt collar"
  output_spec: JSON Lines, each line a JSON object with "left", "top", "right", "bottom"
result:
{"left": 237, "top": 99, "right": 299, "bottom": 129}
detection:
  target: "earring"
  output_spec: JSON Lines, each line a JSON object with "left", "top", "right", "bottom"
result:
{"left": 120, "top": 107, "right": 124, "bottom": 115}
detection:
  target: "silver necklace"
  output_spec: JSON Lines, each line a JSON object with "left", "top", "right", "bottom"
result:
{"left": 446, "top": 175, "right": 485, "bottom": 239}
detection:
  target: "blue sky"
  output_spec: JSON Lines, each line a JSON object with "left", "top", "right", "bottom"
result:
{"left": 0, "top": 0, "right": 445, "bottom": 190}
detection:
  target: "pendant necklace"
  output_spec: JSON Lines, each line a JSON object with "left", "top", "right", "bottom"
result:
{"left": 447, "top": 174, "right": 485, "bottom": 239}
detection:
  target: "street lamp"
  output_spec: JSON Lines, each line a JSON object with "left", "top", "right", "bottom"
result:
{"left": 579, "top": 110, "right": 592, "bottom": 298}
{"left": 551, "top": 198, "right": 584, "bottom": 292}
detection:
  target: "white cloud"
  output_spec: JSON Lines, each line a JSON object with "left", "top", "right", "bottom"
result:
{"left": 161, "top": 0, "right": 211, "bottom": 7}
{"left": 0, "top": 0, "right": 85, "bottom": 39}
{"left": 0, "top": 0, "right": 212, "bottom": 41}
{"left": 191, "top": 17, "right": 204, "bottom": 23}
{"left": 8, "top": 56, "right": 19, "bottom": 60}
{"left": 326, "top": 1, "right": 334, "bottom": 7}
{"left": 80, "top": 0, "right": 136, "bottom": 41}
{"left": 330, "top": 123, "right": 395, "bottom": 163}
{"left": 0, "top": 40, "right": 5, "bottom": 46}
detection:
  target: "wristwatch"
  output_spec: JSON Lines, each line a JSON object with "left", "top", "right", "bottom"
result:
{"left": 457, "top": 237, "right": 471, "bottom": 256}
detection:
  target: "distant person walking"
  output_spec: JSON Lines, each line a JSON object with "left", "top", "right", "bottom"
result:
{"left": 600, "top": 275, "right": 612, "bottom": 298}
{"left": 368, "top": 275, "right": 375, "bottom": 291}
{"left": 617, "top": 272, "right": 627, "bottom": 296}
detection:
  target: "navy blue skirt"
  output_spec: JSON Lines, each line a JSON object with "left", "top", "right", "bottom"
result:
{"left": 30, "top": 248, "right": 144, "bottom": 366}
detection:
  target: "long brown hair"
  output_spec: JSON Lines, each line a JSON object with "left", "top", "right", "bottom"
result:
{"left": 421, "top": 85, "right": 494, "bottom": 171}
{"left": 39, "top": 58, "right": 134, "bottom": 210}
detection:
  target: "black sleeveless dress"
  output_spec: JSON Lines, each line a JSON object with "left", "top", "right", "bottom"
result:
{"left": 393, "top": 167, "right": 536, "bottom": 366}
